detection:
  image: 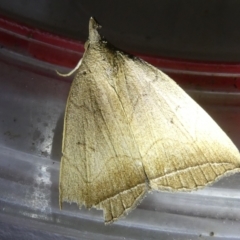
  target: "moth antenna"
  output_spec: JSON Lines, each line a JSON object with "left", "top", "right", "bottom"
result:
{"left": 56, "top": 17, "right": 100, "bottom": 77}
{"left": 56, "top": 58, "right": 82, "bottom": 77}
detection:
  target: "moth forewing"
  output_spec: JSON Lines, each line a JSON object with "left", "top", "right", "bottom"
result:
{"left": 59, "top": 17, "right": 240, "bottom": 224}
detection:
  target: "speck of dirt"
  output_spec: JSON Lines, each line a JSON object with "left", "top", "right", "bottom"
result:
{"left": 41, "top": 151, "right": 48, "bottom": 157}
{"left": 4, "top": 131, "right": 21, "bottom": 139}
{"left": 210, "top": 232, "right": 214, "bottom": 237}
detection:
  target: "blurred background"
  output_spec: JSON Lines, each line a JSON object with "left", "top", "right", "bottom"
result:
{"left": 1, "top": 0, "right": 240, "bottom": 61}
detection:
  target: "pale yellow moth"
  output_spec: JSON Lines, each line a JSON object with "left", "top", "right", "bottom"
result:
{"left": 59, "top": 17, "right": 240, "bottom": 224}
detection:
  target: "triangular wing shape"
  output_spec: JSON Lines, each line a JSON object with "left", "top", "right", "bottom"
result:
{"left": 60, "top": 18, "right": 240, "bottom": 224}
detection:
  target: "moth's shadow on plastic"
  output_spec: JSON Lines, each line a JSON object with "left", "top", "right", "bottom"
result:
{"left": 49, "top": 110, "right": 65, "bottom": 220}
{"left": 51, "top": 111, "right": 64, "bottom": 162}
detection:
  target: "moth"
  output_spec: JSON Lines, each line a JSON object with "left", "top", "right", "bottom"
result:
{"left": 59, "top": 17, "right": 240, "bottom": 224}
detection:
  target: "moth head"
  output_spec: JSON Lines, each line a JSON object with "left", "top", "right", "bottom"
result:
{"left": 89, "top": 17, "right": 101, "bottom": 44}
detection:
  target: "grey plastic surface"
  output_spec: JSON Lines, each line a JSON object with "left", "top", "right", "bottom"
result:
{"left": 1, "top": 48, "right": 240, "bottom": 239}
